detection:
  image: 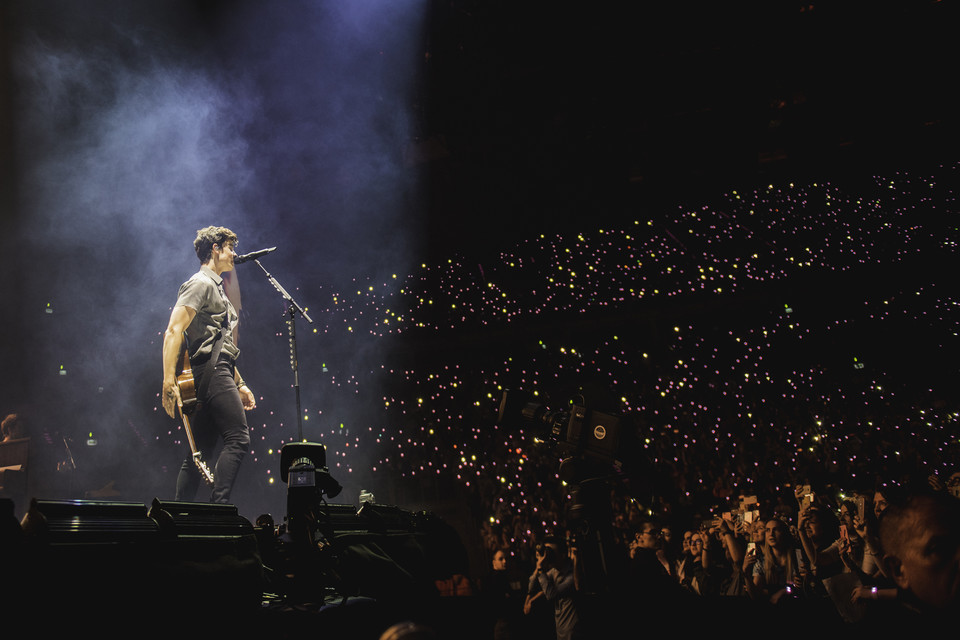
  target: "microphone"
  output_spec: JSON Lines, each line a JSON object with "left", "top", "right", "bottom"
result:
{"left": 234, "top": 247, "right": 276, "bottom": 264}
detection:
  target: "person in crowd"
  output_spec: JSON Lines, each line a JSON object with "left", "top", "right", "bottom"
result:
{"left": 714, "top": 515, "right": 749, "bottom": 596}
{"left": 694, "top": 521, "right": 734, "bottom": 597}
{"left": 527, "top": 536, "right": 582, "bottom": 640}
{"left": 796, "top": 499, "right": 841, "bottom": 608}
{"left": 479, "top": 547, "right": 527, "bottom": 640}
{"left": 746, "top": 517, "right": 803, "bottom": 604}
{"left": 927, "top": 469, "right": 960, "bottom": 499}
{"left": 627, "top": 520, "right": 672, "bottom": 593}
{"left": 658, "top": 524, "right": 681, "bottom": 579}
{"left": 873, "top": 489, "right": 890, "bottom": 520}
{"left": 1, "top": 414, "right": 25, "bottom": 442}
{"left": 876, "top": 490, "right": 960, "bottom": 622}
{"left": 800, "top": 499, "right": 867, "bottom": 622}
{"left": 797, "top": 500, "right": 842, "bottom": 579}
{"left": 849, "top": 491, "right": 899, "bottom": 615}
{"left": 677, "top": 529, "right": 699, "bottom": 592}
{"left": 685, "top": 530, "right": 711, "bottom": 595}
{"left": 852, "top": 491, "right": 887, "bottom": 577}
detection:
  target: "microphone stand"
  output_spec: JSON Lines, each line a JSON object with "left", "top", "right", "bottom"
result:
{"left": 252, "top": 258, "right": 313, "bottom": 441}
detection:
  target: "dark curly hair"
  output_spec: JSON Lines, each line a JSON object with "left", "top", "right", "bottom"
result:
{"left": 193, "top": 226, "right": 238, "bottom": 263}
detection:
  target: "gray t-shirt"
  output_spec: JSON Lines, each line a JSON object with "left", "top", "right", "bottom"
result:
{"left": 175, "top": 266, "right": 240, "bottom": 366}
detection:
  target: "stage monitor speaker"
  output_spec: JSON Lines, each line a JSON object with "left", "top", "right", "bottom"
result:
{"left": 358, "top": 501, "right": 424, "bottom": 534}
{"left": 28, "top": 498, "right": 159, "bottom": 543}
{"left": 11, "top": 499, "right": 165, "bottom": 620}
{"left": 11, "top": 498, "right": 264, "bottom": 623}
{"left": 310, "top": 502, "right": 367, "bottom": 535}
{"left": 147, "top": 498, "right": 264, "bottom": 613}
{"left": 148, "top": 498, "right": 255, "bottom": 539}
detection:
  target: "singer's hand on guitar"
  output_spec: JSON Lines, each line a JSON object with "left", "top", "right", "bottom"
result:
{"left": 239, "top": 384, "right": 256, "bottom": 411}
{"left": 162, "top": 378, "right": 182, "bottom": 419}
{"left": 162, "top": 305, "right": 196, "bottom": 419}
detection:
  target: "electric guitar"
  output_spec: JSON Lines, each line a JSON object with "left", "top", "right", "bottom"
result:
{"left": 175, "top": 346, "right": 214, "bottom": 485}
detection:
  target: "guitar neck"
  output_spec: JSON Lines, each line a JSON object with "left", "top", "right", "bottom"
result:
{"left": 180, "top": 411, "right": 199, "bottom": 453}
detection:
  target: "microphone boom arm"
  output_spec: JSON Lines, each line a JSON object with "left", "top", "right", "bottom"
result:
{"left": 250, "top": 256, "right": 313, "bottom": 441}
{"left": 253, "top": 259, "right": 313, "bottom": 324}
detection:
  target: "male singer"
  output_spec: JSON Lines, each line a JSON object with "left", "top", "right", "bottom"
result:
{"left": 161, "top": 226, "right": 256, "bottom": 504}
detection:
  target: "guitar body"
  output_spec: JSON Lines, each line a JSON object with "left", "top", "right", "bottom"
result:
{"left": 176, "top": 347, "right": 198, "bottom": 416}
{"left": 175, "top": 342, "right": 214, "bottom": 485}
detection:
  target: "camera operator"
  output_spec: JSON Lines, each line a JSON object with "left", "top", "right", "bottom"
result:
{"left": 527, "top": 535, "right": 583, "bottom": 640}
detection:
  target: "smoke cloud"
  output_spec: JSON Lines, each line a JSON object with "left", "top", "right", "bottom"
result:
{"left": 4, "top": 0, "right": 427, "bottom": 515}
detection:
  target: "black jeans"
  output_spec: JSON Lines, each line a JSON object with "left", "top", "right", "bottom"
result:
{"left": 175, "top": 356, "right": 250, "bottom": 504}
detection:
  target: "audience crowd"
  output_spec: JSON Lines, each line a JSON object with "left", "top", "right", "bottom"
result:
{"left": 351, "top": 166, "right": 960, "bottom": 634}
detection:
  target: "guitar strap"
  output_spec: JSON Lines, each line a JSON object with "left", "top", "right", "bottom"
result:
{"left": 194, "top": 272, "right": 236, "bottom": 411}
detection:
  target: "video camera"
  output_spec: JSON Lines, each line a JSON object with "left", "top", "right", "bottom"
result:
{"left": 281, "top": 442, "right": 343, "bottom": 499}
{"left": 497, "top": 389, "right": 638, "bottom": 594}
{"left": 251, "top": 442, "right": 472, "bottom": 612}
{"left": 496, "top": 389, "right": 626, "bottom": 478}
{"left": 278, "top": 442, "right": 343, "bottom": 549}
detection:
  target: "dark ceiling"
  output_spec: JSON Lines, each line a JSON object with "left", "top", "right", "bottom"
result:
{"left": 412, "top": 1, "right": 958, "bottom": 243}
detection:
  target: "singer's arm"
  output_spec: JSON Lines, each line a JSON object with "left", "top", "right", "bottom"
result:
{"left": 161, "top": 305, "right": 196, "bottom": 418}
